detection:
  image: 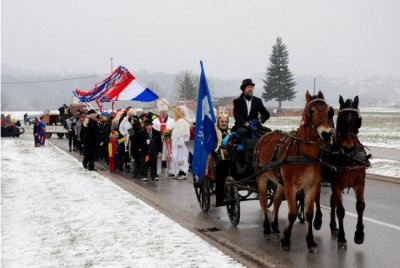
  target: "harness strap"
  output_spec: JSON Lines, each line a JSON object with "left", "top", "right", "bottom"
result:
{"left": 254, "top": 155, "right": 320, "bottom": 184}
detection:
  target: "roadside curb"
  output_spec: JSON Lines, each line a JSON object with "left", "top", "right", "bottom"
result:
{"left": 366, "top": 173, "right": 399, "bottom": 184}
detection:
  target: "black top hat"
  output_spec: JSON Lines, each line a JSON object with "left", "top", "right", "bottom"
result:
{"left": 240, "top": 78, "right": 255, "bottom": 91}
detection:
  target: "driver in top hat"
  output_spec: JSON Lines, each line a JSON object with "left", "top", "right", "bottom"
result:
{"left": 232, "top": 78, "right": 271, "bottom": 143}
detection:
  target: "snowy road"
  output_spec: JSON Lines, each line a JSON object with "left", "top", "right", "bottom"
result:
{"left": 1, "top": 138, "right": 243, "bottom": 267}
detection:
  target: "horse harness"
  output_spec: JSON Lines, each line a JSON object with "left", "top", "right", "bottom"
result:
{"left": 253, "top": 130, "right": 320, "bottom": 186}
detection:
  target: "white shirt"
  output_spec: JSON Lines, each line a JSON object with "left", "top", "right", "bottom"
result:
{"left": 245, "top": 97, "right": 252, "bottom": 116}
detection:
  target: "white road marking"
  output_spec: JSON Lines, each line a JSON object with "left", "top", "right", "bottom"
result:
{"left": 320, "top": 204, "right": 400, "bottom": 231}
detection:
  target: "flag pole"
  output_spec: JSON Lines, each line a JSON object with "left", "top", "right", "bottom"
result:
{"left": 158, "top": 98, "right": 193, "bottom": 125}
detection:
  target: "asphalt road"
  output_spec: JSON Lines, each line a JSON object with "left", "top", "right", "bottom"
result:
{"left": 45, "top": 135, "right": 400, "bottom": 268}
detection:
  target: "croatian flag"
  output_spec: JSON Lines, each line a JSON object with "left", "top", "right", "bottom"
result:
{"left": 192, "top": 61, "right": 217, "bottom": 184}
{"left": 74, "top": 66, "right": 159, "bottom": 103}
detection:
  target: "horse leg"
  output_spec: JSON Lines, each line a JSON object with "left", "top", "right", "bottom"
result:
{"left": 330, "top": 186, "right": 339, "bottom": 237}
{"left": 281, "top": 187, "right": 296, "bottom": 251}
{"left": 257, "top": 176, "right": 271, "bottom": 237}
{"left": 305, "top": 186, "right": 318, "bottom": 253}
{"left": 335, "top": 189, "right": 347, "bottom": 249}
{"left": 313, "top": 185, "right": 323, "bottom": 230}
{"left": 354, "top": 183, "right": 365, "bottom": 245}
{"left": 271, "top": 185, "right": 284, "bottom": 238}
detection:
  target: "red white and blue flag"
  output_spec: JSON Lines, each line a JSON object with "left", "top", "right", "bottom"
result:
{"left": 74, "top": 66, "right": 159, "bottom": 103}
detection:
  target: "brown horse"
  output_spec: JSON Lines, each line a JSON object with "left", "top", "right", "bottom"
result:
{"left": 254, "top": 90, "right": 333, "bottom": 253}
{"left": 322, "top": 95, "right": 370, "bottom": 249}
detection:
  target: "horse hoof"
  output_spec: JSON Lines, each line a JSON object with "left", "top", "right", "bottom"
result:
{"left": 337, "top": 242, "right": 347, "bottom": 250}
{"left": 308, "top": 247, "right": 319, "bottom": 254}
{"left": 281, "top": 244, "right": 290, "bottom": 251}
{"left": 271, "top": 233, "right": 280, "bottom": 239}
{"left": 313, "top": 220, "right": 322, "bottom": 231}
{"left": 264, "top": 233, "right": 272, "bottom": 240}
{"left": 354, "top": 236, "right": 364, "bottom": 245}
{"left": 331, "top": 230, "right": 338, "bottom": 239}
{"left": 354, "top": 231, "right": 364, "bottom": 244}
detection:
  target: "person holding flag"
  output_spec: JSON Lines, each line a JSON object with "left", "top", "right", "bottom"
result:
{"left": 192, "top": 61, "right": 217, "bottom": 186}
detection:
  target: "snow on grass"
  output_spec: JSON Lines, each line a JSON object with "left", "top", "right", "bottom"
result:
{"left": 1, "top": 139, "right": 243, "bottom": 267}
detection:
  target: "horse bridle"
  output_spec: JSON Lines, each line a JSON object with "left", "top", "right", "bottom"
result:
{"left": 306, "top": 98, "right": 330, "bottom": 130}
{"left": 336, "top": 107, "right": 362, "bottom": 149}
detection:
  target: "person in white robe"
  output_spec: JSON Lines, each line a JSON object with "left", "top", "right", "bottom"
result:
{"left": 152, "top": 99, "right": 175, "bottom": 176}
{"left": 171, "top": 106, "right": 192, "bottom": 180}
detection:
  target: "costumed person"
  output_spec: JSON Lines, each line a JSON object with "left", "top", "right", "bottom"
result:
{"left": 138, "top": 120, "right": 162, "bottom": 181}
{"left": 129, "top": 114, "right": 143, "bottom": 178}
{"left": 82, "top": 110, "right": 100, "bottom": 171}
{"left": 23, "top": 113, "right": 28, "bottom": 125}
{"left": 152, "top": 98, "right": 175, "bottom": 176}
{"left": 33, "top": 117, "right": 40, "bottom": 147}
{"left": 108, "top": 130, "right": 119, "bottom": 173}
{"left": 171, "top": 106, "right": 192, "bottom": 180}
{"left": 119, "top": 108, "right": 135, "bottom": 171}
{"left": 38, "top": 116, "right": 46, "bottom": 146}
{"left": 205, "top": 112, "right": 231, "bottom": 181}
{"left": 232, "top": 78, "right": 271, "bottom": 148}
{"left": 65, "top": 114, "right": 77, "bottom": 152}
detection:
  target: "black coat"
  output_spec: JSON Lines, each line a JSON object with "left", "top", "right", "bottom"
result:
{"left": 138, "top": 128, "right": 162, "bottom": 158}
{"left": 82, "top": 118, "right": 100, "bottom": 153}
{"left": 233, "top": 94, "right": 270, "bottom": 129}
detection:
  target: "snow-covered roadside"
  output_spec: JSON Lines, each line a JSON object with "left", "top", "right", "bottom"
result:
{"left": 1, "top": 139, "right": 243, "bottom": 267}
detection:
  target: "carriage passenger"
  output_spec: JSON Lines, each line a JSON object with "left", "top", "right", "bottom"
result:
{"left": 205, "top": 113, "right": 231, "bottom": 181}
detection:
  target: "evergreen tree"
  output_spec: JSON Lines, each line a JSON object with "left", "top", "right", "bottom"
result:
{"left": 175, "top": 70, "right": 198, "bottom": 102}
{"left": 262, "top": 37, "right": 296, "bottom": 109}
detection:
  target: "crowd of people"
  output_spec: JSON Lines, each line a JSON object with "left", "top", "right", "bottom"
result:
{"left": 28, "top": 78, "right": 271, "bottom": 182}
{"left": 57, "top": 99, "right": 197, "bottom": 181}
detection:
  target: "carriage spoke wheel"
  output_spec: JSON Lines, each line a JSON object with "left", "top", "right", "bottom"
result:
{"left": 193, "top": 175, "right": 210, "bottom": 212}
{"left": 296, "top": 190, "right": 305, "bottom": 223}
{"left": 224, "top": 176, "right": 240, "bottom": 226}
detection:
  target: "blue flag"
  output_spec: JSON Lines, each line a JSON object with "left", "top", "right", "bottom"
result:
{"left": 192, "top": 61, "right": 217, "bottom": 185}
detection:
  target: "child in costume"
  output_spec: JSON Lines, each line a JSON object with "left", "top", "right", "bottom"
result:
{"left": 108, "top": 130, "right": 124, "bottom": 173}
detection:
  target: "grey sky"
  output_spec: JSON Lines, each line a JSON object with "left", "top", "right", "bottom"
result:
{"left": 2, "top": 0, "right": 400, "bottom": 79}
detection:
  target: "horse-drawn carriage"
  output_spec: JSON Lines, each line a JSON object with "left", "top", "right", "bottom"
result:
{"left": 193, "top": 91, "right": 371, "bottom": 252}
{"left": 193, "top": 138, "right": 276, "bottom": 226}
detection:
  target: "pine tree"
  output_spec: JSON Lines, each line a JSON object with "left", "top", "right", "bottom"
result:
{"left": 262, "top": 37, "right": 296, "bottom": 110}
{"left": 175, "top": 70, "right": 198, "bottom": 101}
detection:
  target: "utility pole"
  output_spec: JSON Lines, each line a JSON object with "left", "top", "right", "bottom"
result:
{"left": 313, "top": 77, "right": 316, "bottom": 95}
{"left": 110, "top": 57, "right": 113, "bottom": 74}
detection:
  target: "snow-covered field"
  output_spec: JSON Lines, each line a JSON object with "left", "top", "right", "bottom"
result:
{"left": 1, "top": 139, "right": 243, "bottom": 267}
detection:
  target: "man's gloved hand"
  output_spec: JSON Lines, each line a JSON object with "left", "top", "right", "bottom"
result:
{"left": 248, "top": 124, "right": 257, "bottom": 131}
{"left": 250, "top": 118, "right": 259, "bottom": 126}
{"left": 248, "top": 119, "right": 259, "bottom": 131}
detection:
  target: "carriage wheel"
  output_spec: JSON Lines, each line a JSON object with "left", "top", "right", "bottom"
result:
{"left": 193, "top": 175, "right": 210, "bottom": 212}
{"left": 57, "top": 133, "right": 64, "bottom": 138}
{"left": 45, "top": 133, "right": 52, "bottom": 139}
{"left": 224, "top": 176, "right": 240, "bottom": 226}
{"left": 296, "top": 190, "right": 305, "bottom": 223}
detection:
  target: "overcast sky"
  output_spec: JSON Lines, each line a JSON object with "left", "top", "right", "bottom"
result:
{"left": 2, "top": 0, "right": 400, "bottom": 79}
